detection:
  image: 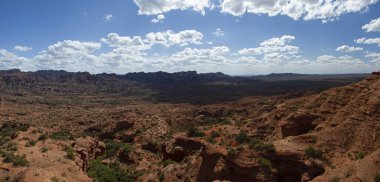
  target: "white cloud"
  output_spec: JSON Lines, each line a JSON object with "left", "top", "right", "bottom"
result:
{"left": 151, "top": 14, "right": 165, "bottom": 23}
{"left": 14, "top": 45, "right": 32, "bottom": 52}
{"left": 145, "top": 30, "right": 203, "bottom": 47}
{"left": 220, "top": 0, "right": 379, "bottom": 22}
{"left": 103, "top": 14, "right": 113, "bottom": 22}
{"left": 33, "top": 40, "right": 101, "bottom": 71}
{"left": 0, "top": 49, "right": 31, "bottom": 70}
{"left": 365, "top": 52, "right": 380, "bottom": 63}
{"left": 336, "top": 45, "right": 363, "bottom": 53}
{"left": 355, "top": 37, "right": 380, "bottom": 46}
{"left": 362, "top": 17, "right": 380, "bottom": 32}
{"left": 213, "top": 28, "right": 225, "bottom": 37}
{"left": 133, "top": 0, "right": 214, "bottom": 15}
{"left": 101, "top": 33, "right": 150, "bottom": 50}
{"left": 239, "top": 35, "right": 299, "bottom": 55}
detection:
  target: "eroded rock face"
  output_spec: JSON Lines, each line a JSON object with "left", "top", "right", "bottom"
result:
{"left": 279, "top": 113, "right": 318, "bottom": 138}
{"left": 72, "top": 137, "right": 105, "bottom": 171}
{"left": 168, "top": 137, "right": 324, "bottom": 182}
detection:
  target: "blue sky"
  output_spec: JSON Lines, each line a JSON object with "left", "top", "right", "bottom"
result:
{"left": 0, "top": 0, "right": 380, "bottom": 75}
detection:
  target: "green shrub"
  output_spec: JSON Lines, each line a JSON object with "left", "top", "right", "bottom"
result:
{"left": 305, "top": 146, "right": 323, "bottom": 159}
{"left": 355, "top": 151, "right": 366, "bottom": 160}
{"left": 50, "top": 176, "right": 59, "bottom": 182}
{"left": 227, "top": 147, "right": 237, "bottom": 157}
{"left": 19, "top": 125, "right": 30, "bottom": 132}
{"left": 38, "top": 133, "right": 48, "bottom": 141}
{"left": 259, "top": 158, "right": 277, "bottom": 173}
{"left": 25, "top": 140, "right": 36, "bottom": 147}
{"left": 207, "top": 136, "right": 216, "bottom": 144}
{"left": 50, "top": 130, "right": 73, "bottom": 141}
{"left": 158, "top": 171, "right": 165, "bottom": 182}
{"left": 3, "top": 153, "right": 29, "bottom": 166}
{"left": 331, "top": 176, "right": 340, "bottom": 182}
{"left": 187, "top": 127, "right": 205, "bottom": 137}
{"left": 162, "top": 159, "right": 177, "bottom": 167}
{"left": 65, "top": 146, "right": 75, "bottom": 160}
{"left": 235, "top": 132, "right": 250, "bottom": 144}
{"left": 120, "top": 143, "right": 133, "bottom": 157}
{"left": 41, "top": 147, "right": 48, "bottom": 153}
{"left": 374, "top": 173, "right": 380, "bottom": 182}
{"left": 105, "top": 140, "right": 122, "bottom": 158}
{"left": 211, "top": 131, "right": 221, "bottom": 138}
{"left": 87, "top": 159, "right": 135, "bottom": 182}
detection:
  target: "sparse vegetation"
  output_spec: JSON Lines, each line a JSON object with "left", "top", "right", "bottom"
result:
{"left": 235, "top": 132, "right": 250, "bottom": 144}
{"left": 355, "top": 151, "right": 366, "bottom": 160}
{"left": 87, "top": 159, "right": 135, "bottom": 182}
{"left": 187, "top": 127, "right": 205, "bottom": 137}
{"left": 38, "top": 133, "right": 48, "bottom": 141}
{"left": 258, "top": 158, "right": 277, "bottom": 173}
{"left": 25, "top": 140, "right": 36, "bottom": 147}
{"left": 3, "top": 153, "right": 29, "bottom": 166}
{"left": 227, "top": 147, "right": 237, "bottom": 157}
{"left": 248, "top": 139, "right": 276, "bottom": 154}
{"left": 50, "top": 176, "right": 59, "bottom": 182}
{"left": 41, "top": 147, "right": 48, "bottom": 153}
{"left": 331, "top": 176, "right": 340, "bottom": 182}
{"left": 374, "top": 173, "right": 380, "bottom": 182}
{"left": 305, "top": 146, "right": 323, "bottom": 159}
{"left": 65, "top": 146, "right": 75, "bottom": 160}
{"left": 50, "top": 130, "right": 73, "bottom": 141}
{"left": 162, "top": 159, "right": 177, "bottom": 167}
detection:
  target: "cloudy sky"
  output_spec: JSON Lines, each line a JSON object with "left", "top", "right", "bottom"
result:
{"left": 0, "top": 0, "right": 380, "bottom": 75}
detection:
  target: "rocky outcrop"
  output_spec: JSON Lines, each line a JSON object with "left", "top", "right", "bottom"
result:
{"left": 279, "top": 113, "right": 318, "bottom": 137}
{"left": 72, "top": 137, "right": 105, "bottom": 171}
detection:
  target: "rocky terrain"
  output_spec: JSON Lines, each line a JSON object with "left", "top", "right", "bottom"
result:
{"left": 0, "top": 70, "right": 378, "bottom": 182}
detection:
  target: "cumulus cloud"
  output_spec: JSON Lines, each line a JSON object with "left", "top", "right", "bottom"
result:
{"left": 103, "top": 14, "right": 113, "bottom": 22}
{"left": 1, "top": 32, "right": 379, "bottom": 74}
{"left": 355, "top": 37, "right": 380, "bottom": 46}
{"left": 14, "top": 45, "right": 32, "bottom": 52}
{"left": 362, "top": 17, "right": 380, "bottom": 32}
{"left": 133, "top": 0, "right": 214, "bottom": 15}
{"left": 213, "top": 28, "right": 225, "bottom": 37}
{"left": 151, "top": 14, "right": 165, "bottom": 23}
{"left": 33, "top": 40, "right": 101, "bottom": 71}
{"left": 336, "top": 45, "right": 363, "bottom": 53}
{"left": 101, "top": 33, "right": 150, "bottom": 50}
{"left": 0, "top": 49, "right": 31, "bottom": 70}
{"left": 220, "top": 0, "right": 378, "bottom": 22}
{"left": 145, "top": 30, "right": 203, "bottom": 47}
{"left": 239, "top": 35, "right": 299, "bottom": 55}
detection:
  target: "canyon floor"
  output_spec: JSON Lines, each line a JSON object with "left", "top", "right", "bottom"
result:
{"left": 0, "top": 70, "right": 379, "bottom": 182}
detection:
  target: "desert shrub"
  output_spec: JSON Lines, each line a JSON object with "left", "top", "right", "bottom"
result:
{"left": 25, "top": 140, "right": 36, "bottom": 147}
{"left": 211, "top": 131, "right": 221, "bottom": 138}
{"left": 355, "top": 151, "right": 366, "bottom": 160}
{"left": 50, "top": 130, "right": 73, "bottom": 141}
{"left": 158, "top": 171, "right": 165, "bottom": 182}
{"left": 374, "top": 173, "right": 380, "bottom": 182}
{"left": 87, "top": 159, "right": 134, "bottom": 182}
{"left": 331, "top": 176, "right": 340, "bottom": 182}
{"left": 105, "top": 140, "right": 122, "bottom": 158}
{"left": 19, "top": 124, "right": 30, "bottom": 132}
{"left": 41, "top": 147, "right": 48, "bottom": 153}
{"left": 0, "top": 126, "right": 19, "bottom": 141}
{"left": 259, "top": 158, "right": 277, "bottom": 173}
{"left": 187, "top": 127, "right": 205, "bottom": 137}
{"left": 207, "top": 136, "right": 216, "bottom": 144}
{"left": 50, "top": 176, "right": 59, "bottom": 182}
{"left": 305, "top": 146, "right": 323, "bottom": 159}
{"left": 65, "top": 146, "right": 75, "bottom": 160}
{"left": 162, "top": 159, "right": 177, "bottom": 167}
{"left": 249, "top": 139, "right": 276, "bottom": 154}
{"left": 5, "top": 142, "right": 18, "bottom": 152}
{"left": 235, "top": 132, "right": 250, "bottom": 144}
{"left": 227, "top": 147, "right": 237, "bottom": 157}
{"left": 38, "top": 133, "right": 48, "bottom": 141}
{"left": 3, "top": 153, "right": 29, "bottom": 166}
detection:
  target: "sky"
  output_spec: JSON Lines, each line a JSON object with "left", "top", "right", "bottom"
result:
{"left": 0, "top": 0, "right": 380, "bottom": 75}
